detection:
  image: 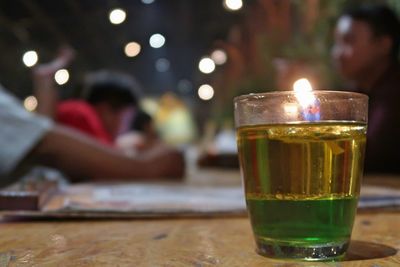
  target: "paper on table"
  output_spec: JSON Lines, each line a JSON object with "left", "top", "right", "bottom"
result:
{"left": 2, "top": 183, "right": 400, "bottom": 219}
{"left": 41, "top": 183, "right": 400, "bottom": 213}
{"left": 359, "top": 185, "right": 400, "bottom": 209}
{"left": 42, "top": 183, "right": 247, "bottom": 216}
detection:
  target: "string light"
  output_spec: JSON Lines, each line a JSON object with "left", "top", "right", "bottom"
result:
{"left": 198, "top": 84, "right": 214, "bottom": 100}
{"left": 23, "top": 96, "right": 38, "bottom": 111}
{"left": 149, "top": 33, "right": 166, "bottom": 48}
{"left": 223, "top": 0, "right": 243, "bottom": 11}
{"left": 198, "top": 57, "right": 216, "bottom": 74}
{"left": 155, "top": 58, "right": 170, "bottom": 72}
{"left": 211, "top": 49, "right": 227, "bottom": 65}
{"left": 109, "top": 8, "right": 126, "bottom": 24}
{"left": 124, "top": 42, "right": 141, "bottom": 57}
{"left": 54, "top": 69, "right": 70, "bottom": 85}
{"left": 22, "top": 51, "right": 38, "bottom": 67}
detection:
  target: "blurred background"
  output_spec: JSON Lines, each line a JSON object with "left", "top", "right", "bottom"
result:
{"left": 1, "top": 0, "right": 399, "bottom": 148}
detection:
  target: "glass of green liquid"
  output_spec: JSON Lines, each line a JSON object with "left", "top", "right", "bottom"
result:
{"left": 234, "top": 90, "right": 368, "bottom": 261}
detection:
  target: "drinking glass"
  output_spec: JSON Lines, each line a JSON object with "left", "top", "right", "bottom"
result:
{"left": 234, "top": 90, "right": 368, "bottom": 261}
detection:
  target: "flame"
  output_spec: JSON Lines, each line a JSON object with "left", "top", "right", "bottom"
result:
{"left": 293, "top": 78, "right": 315, "bottom": 108}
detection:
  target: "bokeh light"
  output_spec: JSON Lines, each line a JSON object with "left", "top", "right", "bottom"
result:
{"left": 149, "top": 33, "right": 166, "bottom": 48}
{"left": 223, "top": 0, "right": 243, "bottom": 11}
{"left": 124, "top": 42, "right": 141, "bottom": 57}
{"left": 211, "top": 49, "right": 227, "bottom": 65}
{"left": 22, "top": 51, "right": 38, "bottom": 67}
{"left": 198, "top": 57, "right": 215, "bottom": 74}
{"left": 54, "top": 69, "right": 70, "bottom": 85}
{"left": 155, "top": 58, "right": 170, "bottom": 72}
{"left": 23, "top": 96, "right": 38, "bottom": 112}
{"left": 109, "top": 8, "right": 126, "bottom": 24}
{"left": 141, "top": 0, "right": 155, "bottom": 4}
{"left": 198, "top": 84, "right": 214, "bottom": 100}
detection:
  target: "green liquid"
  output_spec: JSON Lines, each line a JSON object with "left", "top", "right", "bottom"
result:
{"left": 247, "top": 196, "right": 358, "bottom": 246}
{"left": 237, "top": 122, "right": 366, "bottom": 259}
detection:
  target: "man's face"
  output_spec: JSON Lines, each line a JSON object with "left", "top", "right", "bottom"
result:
{"left": 98, "top": 104, "right": 136, "bottom": 139}
{"left": 332, "top": 16, "right": 389, "bottom": 83}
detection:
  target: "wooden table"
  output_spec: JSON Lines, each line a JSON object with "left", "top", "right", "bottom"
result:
{"left": 0, "top": 170, "right": 399, "bottom": 266}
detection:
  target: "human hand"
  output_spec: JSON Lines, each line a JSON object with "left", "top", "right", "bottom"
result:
{"left": 33, "top": 46, "right": 75, "bottom": 79}
{"left": 144, "top": 146, "right": 185, "bottom": 179}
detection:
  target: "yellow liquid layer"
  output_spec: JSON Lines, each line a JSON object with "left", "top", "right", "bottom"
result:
{"left": 237, "top": 121, "right": 367, "bottom": 198}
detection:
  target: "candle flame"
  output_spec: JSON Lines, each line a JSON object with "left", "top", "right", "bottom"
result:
{"left": 293, "top": 78, "right": 312, "bottom": 92}
{"left": 293, "top": 78, "right": 315, "bottom": 108}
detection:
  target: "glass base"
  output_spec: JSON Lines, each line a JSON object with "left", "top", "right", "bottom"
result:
{"left": 256, "top": 239, "right": 349, "bottom": 261}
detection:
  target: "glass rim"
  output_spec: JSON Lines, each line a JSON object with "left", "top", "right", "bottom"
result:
{"left": 234, "top": 90, "right": 368, "bottom": 102}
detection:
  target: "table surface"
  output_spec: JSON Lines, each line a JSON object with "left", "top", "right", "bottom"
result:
{"left": 0, "top": 170, "right": 399, "bottom": 267}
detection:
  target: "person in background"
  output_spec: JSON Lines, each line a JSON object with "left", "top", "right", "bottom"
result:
{"left": 116, "top": 109, "right": 161, "bottom": 155}
{"left": 0, "top": 48, "right": 185, "bottom": 184}
{"left": 56, "top": 70, "right": 139, "bottom": 146}
{"left": 33, "top": 48, "right": 182, "bottom": 154}
{"left": 131, "top": 109, "right": 158, "bottom": 140}
{"left": 332, "top": 4, "right": 400, "bottom": 174}
{"left": 0, "top": 85, "right": 184, "bottom": 186}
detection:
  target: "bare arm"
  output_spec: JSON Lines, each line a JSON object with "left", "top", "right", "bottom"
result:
{"left": 27, "top": 125, "right": 184, "bottom": 182}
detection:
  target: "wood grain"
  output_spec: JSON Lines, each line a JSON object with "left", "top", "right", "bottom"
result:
{"left": 0, "top": 212, "right": 397, "bottom": 266}
{"left": 0, "top": 172, "right": 398, "bottom": 266}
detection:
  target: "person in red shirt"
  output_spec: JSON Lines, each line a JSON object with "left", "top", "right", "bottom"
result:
{"left": 30, "top": 50, "right": 185, "bottom": 181}
{"left": 56, "top": 71, "right": 139, "bottom": 146}
{"left": 57, "top": 100, "right": 114, "bottom": 145}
